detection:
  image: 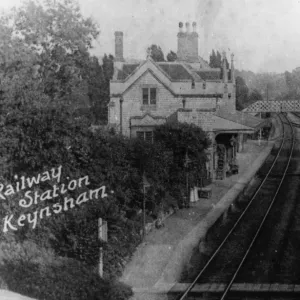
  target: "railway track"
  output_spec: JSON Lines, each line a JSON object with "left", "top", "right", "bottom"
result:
{"left": 270, "top": 112, "right": 300, "bottom": 285}
{"left": 174, "top": 113, "right": 296, "bottom": 300}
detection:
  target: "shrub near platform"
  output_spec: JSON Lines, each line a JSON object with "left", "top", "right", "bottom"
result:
{"left": 0, "top": 105, "right": 210, "bottom": 299}
{"left": 0, "top": 239, "right": 132, "bottom": 300}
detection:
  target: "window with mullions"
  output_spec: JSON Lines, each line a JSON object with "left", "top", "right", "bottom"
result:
{"left": 142, "top": 87, "right": 157, "bottom": 105}
{"left": 136, "top": 131, "right": 154, "bottom": 143}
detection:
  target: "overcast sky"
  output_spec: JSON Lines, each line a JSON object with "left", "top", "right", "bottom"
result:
{"left": 1, "top": 0, "right": 300, "bottom": 73}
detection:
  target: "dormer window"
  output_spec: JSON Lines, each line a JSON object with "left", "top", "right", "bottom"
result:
{"left": 142, "top": 87, "right": 157, "bottom": 105}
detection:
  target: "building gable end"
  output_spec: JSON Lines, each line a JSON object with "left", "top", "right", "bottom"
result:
{"left": 122, "top": 68, "right": 175, "bottom": 97}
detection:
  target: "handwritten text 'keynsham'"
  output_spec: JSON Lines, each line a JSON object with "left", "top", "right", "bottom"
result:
{"left": 1, "top": 166, "right": 107, "bottom": 232}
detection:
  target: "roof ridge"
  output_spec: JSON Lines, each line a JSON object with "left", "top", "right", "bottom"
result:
{"left": 158, "top": 62, "right": 181, "bottom": 65}
{"left": 197, "top": 68, "right": 221, "bottom": 72}
{"left": 181, "top": 63, "right": 202, "bottom": 81}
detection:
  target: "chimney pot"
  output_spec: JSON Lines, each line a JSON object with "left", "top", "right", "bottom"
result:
{"left": 179, "top": 21, "right": 183, "bottom": 32}
{"left": 185, "top": 22, "right": 190, "bottom": 32}
{"left": 192, "top": 21, "right": 197, "bottom": 31}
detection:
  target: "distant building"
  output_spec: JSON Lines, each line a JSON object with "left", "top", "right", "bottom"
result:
{"left": 108, "top": 22, "right": 264, "bottom": 180}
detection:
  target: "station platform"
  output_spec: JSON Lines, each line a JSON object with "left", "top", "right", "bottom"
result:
{"left": 120, "top": 139, "right": 274, "bottom": 300}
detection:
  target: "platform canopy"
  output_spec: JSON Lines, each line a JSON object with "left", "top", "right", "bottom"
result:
{"left": 213, "top": 110, "right": 266, "bottom": 133}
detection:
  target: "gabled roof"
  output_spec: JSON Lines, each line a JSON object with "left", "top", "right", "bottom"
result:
{"left": 121, "top": 68, "right": 176, "bottom": 96}
{"left": 196, "top": 69, "right": 221, "bottom": 81}
{"left": 157, "top": 63, "right": 194, "bottom": 80}
{"left": 114, "top": 60, "right": 219, "bottom": 82}
{"left": 111, "top": 58, "right": 232, "bottom": 98}
{"left": 116, "top": 61, "right": 196, "bottom": 82}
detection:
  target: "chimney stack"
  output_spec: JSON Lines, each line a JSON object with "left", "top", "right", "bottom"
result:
{"left": 231, "top": 53, "right": 235, "bottom": 84}
{"left": 177, "top": 21, "right": 199, "bottom": 62}
{"left": 114, "top": 31, "right": 124, "bottom": 62}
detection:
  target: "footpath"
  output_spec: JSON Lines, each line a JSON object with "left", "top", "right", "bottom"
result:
{"left": 120, "top": 138, "right": 275, "bottom": 300}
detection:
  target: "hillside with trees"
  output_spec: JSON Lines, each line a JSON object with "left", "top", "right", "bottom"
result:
{"left": 207, "top": 50, "right": 300, "bottom": 109}
{"left": 235, "top": 68, "right": 300, "bottom": 106}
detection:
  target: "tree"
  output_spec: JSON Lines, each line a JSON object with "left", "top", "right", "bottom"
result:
{"left": 209, "top": 50, "right": 217, "bottom": 68}
{"left": 284, "top": 71, "right": 298, "bottom": 97}
{"left": 154, "top": 122, "right": 210, "bottom": 206}
{"left": 248, "top": 89, "right": 263, "bottom": 104}
{"left": 147, "top": 44, "right": 165, "bottom": 62}
{"left": 89, "top": 54, "right": 114, "bottom": 124}
{"left": 209, "top": 50, "right": 229, "bottom": 69}
{"left": 0, "top": 2, "right": 134, "bottom": 299}
{"left": 216, "top": 51, "right": 222, "bottom": 68}
{"left": 236, "top": 76, "right": 249, "bottom": 110}
{"left": 1, "top": 0, "right": 99, "bottom": 107}
{"left": 167, "top": 50, "right": 177, "bottom": 62}
{"left": 0, "top": 0, "right": 115, "bottom": 124}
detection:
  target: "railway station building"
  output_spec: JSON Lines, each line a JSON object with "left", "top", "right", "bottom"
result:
{"left": 108, "top": 22, "right": 265, "bottom": 180}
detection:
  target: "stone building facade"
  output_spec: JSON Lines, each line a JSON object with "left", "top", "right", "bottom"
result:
{"left": 108, "top": 22, "right": 263, "bottom": 180}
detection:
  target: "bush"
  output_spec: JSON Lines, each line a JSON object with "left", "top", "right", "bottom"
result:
{"left": 0, "top": 104, "right": 210, "bottom": 293}
{"left": 0, "top": 239, "right": 133, "bottom": 300}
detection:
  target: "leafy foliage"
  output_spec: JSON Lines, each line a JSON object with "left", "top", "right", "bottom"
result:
{"left": 8, "top": 0, "right": 98, "bottom": 103}
{"left": 154, "top": 122, "right": 210, "bottom": 203}
{"left": 236, "top": 76, "right": 249, "bottom": 110}
{"left": 235, "top": 76, "right": 263, "bottom": 110}
{"left": 0, "top": 238, "right": 132, "bottom": 300}
{"left": 0, "top": 2, "right": 211, "bottom": 300}
{"left": 282, "top": 69, "right": 300, "bottom": 99}
{"left": 0, "top": 110, "right": 210, "bottom": 289}
{"left": 209, "top": 49, "right": 229, "bottom": 69}
{"left": 167, "top": 50, "right": 177, "bottom": 62}
{"left": 148, "top": 44, "right": 165, "bottom": 62}
{"left": 0, "top": 0, "right": 110, "bottom": 124}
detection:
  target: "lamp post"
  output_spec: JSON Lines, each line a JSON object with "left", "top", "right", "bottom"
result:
{"left": 142, "top": 173, "right": 150, "bottom": 239}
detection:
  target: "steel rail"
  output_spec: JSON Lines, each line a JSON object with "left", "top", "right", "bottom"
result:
{"left": 219, "top": 113, "right": 295, "bottom": 300}
{"left": 177, "top": 113, "right": 291, "bottom": 300}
